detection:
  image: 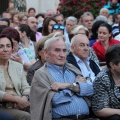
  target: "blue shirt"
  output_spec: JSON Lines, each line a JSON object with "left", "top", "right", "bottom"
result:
{"left": 47, "top": 62, "right": 93, "bottom": 118}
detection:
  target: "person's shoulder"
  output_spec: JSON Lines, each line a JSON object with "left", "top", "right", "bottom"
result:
{"left": 34, "top": 63, "right": 47, "bottom": 75}
{"left": 95, "top": 67, "right": 109, "bottom": 82}
{"left": 92, "top": 41, "right": 100, "bottom": 48}
{"left": 110, "top": 38, "right": 120, "bottom": 44}
{"left": 9, "top": 59, "right": 23, "bottom": 67}
{"left": 28, "top": 60, "right": 42, "bottom": 71}
{"left": 67, "top": 52, "right": 74, "bottom": 60}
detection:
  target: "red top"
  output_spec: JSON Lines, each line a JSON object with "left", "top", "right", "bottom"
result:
{"left": 92, "top": 38, "right": 120, "bottom": 62}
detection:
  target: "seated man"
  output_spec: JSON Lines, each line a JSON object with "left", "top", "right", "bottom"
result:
{"left": 67, "top": 34, "right": 100, "bottom": 83}
{"left": 30, "top": 36, "right": 93, "bottom": 120}
{"left": 92, "top": 44, "right": 120, "bottom": 120}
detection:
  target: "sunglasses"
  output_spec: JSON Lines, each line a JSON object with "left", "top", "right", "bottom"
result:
{"left": 53, "top": 24, "right": 65, "bottom": 30}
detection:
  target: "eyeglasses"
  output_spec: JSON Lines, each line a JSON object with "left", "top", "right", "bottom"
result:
{"left": 53, "top": 24, "right": 65, "bottom": 30}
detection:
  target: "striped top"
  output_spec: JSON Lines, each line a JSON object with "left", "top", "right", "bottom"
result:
{"left": 47, "top": 62, "right": 93, "bottom": 118}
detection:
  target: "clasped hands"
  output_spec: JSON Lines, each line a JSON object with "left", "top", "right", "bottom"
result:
{"left": 13, "top": 96, "right": 30, "bottom": 110}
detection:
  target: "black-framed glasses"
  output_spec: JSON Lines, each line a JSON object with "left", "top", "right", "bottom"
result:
{"left": 53, "top": 24, "right": 65, "bottom": 30}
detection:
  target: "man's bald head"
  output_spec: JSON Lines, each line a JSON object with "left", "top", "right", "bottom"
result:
{"left": 27, "top": 17, "right": 38, "bottom": 32}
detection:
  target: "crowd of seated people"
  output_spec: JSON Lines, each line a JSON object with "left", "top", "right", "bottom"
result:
{"left": 0, "top": 0, "right": 120, "bottom": 119}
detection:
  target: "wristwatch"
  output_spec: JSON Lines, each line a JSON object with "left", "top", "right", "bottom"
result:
{"left": 73, "top": 83, "right": 77, "bottom": 89}
{"left": 86, "top": 77, "right": 92, "bottom": 83}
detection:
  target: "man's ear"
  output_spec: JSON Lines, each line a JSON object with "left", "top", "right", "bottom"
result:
{"left": 44, "top": 50, "right": 49, "bottom": 59}
{"left": 70, "top": 45, "right": 74, "bottom": 52}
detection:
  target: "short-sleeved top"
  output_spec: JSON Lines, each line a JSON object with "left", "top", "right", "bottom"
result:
{"left": 92, "top": 67, "right": 120, "bottom": 111}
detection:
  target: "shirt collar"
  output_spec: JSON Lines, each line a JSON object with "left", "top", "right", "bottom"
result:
{"left": 47, "top": 62, "right": 67, "bottom": 72}
{"left": 73, "top": 53, "right": 90, "bottom": 63}
{"left": 19, "top": 40, "right": 33, "bottom": 47}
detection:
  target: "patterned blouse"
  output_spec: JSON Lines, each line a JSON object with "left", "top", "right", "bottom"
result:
{"left": 92, "top": 67, "right": 120, "bottom": 111}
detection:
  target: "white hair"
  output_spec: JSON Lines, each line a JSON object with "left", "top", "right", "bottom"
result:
{"left": 70, "top": 34, "right": 88, "bottom": 46}
{"left": 71, "top": 25, "right": 88, "bottom": 34}
{"left": 99, "top": 8, "right": 109, "bottom": 14}
{"left": 44, "top": 37, "right": 65, "bottom": 51}
{"left": 66, "top": 16, "right": 78, "bottom": 25}
{"left": 81, "top": 12, "right": 94, "bottom": 22}
{"left": 94, "top": 15, "right": 108, "bottom": 22}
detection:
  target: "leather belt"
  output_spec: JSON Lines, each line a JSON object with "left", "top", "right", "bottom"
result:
{"left": 61, "top": 115, "right": 89, "bottom": 120}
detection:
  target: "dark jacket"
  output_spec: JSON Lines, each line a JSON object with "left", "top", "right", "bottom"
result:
{"left": 27, "top": 60, "right": 43, "bottom": 85}
{"left": 67, "top": 52, "right": 100, "bottom": 76}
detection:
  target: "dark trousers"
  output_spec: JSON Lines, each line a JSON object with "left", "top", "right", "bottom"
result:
{"left": 0, "top": 112, "right": 14, "bottom": 120}
{"left": 100, "top": 114, "right": 120, "bottom": 120}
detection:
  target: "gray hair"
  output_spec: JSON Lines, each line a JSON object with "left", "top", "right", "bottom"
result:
{"left": 94, "top": 15, "right": 108, "bottom": 23}
{"left": 45, "top": 9, "right": 55, "bottom": 13}
{"left": 99, "top": 8, "right": 109, "bottom": 14}
{"left": 71, "top": 34, "right": 88, "bottom": 46}
{"left": 81, "top": 12, "right": 94, "bottom": 22}
{"left": 66, "top": 16, "right": 78, "bottom": 25}
{"left": 44, "top": 36, "right": 65, "bottom": 51}
{"left": 71, "top": 25, "right": 88, "bottom": 34}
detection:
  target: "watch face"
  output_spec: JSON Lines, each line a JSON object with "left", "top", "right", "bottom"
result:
{"left": 86, "top": 77, "right": 92, "bottom": 83}
{"left": 73, "top": 83, "right": 77, "bottom": 87}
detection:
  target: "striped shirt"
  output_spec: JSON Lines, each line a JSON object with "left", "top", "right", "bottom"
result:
{"left": 47, "top": 63, "right": 93, "bottom": 118}
{"left": 112, "top": 23, "right": 120, "bottom": 38}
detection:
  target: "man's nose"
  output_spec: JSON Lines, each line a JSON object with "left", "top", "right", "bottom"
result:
{"left": 60, "top": 51, "right": 66, "bottom": 56}
{"left": 84, "top": 45, "right": 89, "bottom": 50}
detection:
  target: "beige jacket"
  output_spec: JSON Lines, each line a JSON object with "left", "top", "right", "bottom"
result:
{"left": 0, "top": 60, "right": 30, "bottom": 101}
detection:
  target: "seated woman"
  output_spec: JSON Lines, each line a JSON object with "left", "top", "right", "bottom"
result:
{"left": 92, "top": 23, "right": 120, "bottom": 62}
{"left": 92, "top": 44, "right": 120, "bottom": 120}
{"left": 17, "top": 24, "right": 36, "bottom": 61}
{"left": 1, "top": 27, "right": 35, "bottom": 70}
{"left": 0, "top": 34, "right": 30, "bottom": 120}
{"left": 90, "top": 20, "right": 105, "bottom": 47}
{"left": 26, "top": 36, "right": 47, "bottom": 85}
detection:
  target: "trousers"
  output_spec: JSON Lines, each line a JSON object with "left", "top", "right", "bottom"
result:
{"left": 0, "top": 107, "right": 30, "bottom": 120}
{"left": 0, "top": 112, "right": 14, "bottom": 120}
